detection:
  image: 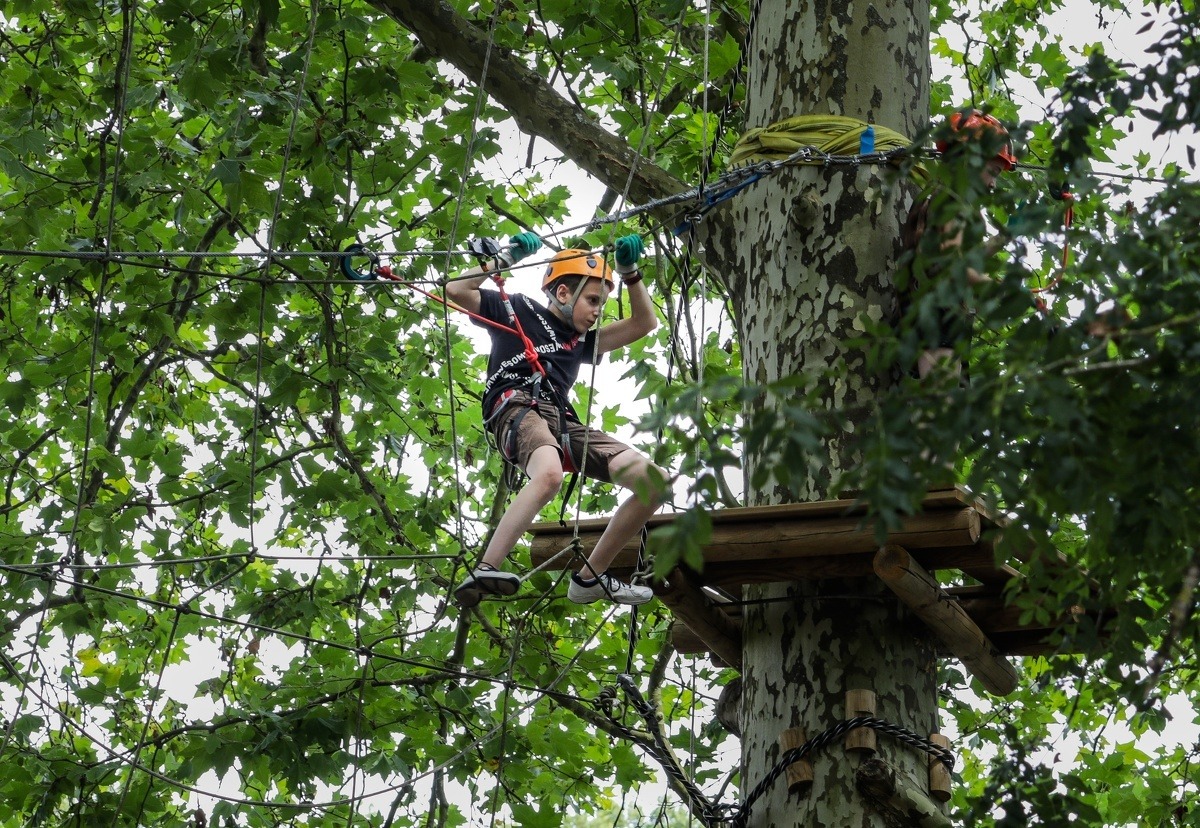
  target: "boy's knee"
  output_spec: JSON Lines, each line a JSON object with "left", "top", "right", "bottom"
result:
{"left": 613, "top": 453, "right": 667, "bottom": 503}
{"left": 525, "top": 451, "right": 565, "bottom": 495}
{"left": 644, "top": 463, "right": 669, "bottom": 504}
{"left": 535, "top": 465, "right": 565, "bottom": 492}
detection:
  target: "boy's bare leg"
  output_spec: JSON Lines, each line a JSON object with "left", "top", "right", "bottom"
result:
{"left": 580, "top": 450, "right": 665, "bottom": 576}
{"left": 481, "top": 445, "right": 563, "bottom": 569}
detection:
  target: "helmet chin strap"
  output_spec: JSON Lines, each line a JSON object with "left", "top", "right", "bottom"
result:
{"left": 546, "top": 278, "right": 591, "bottom": 324}
{"left": 546, "top": 291, "right": 574, "bottom": 319}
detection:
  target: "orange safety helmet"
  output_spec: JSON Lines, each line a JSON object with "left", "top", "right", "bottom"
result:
{"left": 935, "top": 110, "right": 1018, "bottom": 171}
{"left": 542, "top": 248, "right": 614, "bottom": 291}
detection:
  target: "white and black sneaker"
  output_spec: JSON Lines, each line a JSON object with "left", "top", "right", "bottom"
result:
{"left": 454, "top": 564, "right": 521, "bottom": 608}
{"left": 567, "top": 572, "right": 654, "bottom": 606}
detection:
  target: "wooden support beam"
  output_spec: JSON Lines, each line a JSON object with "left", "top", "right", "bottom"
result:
{"left": 844, "top": 689, "right": 877, "bottom": 754}
{"left": 928, "top": 734, "right": 952, "bottom": 802}
{"left": 656, "top": 568, "right": 742, "bottom": 670}
{"left": 873, "top": 544, "right": 1020, "bottom": 696}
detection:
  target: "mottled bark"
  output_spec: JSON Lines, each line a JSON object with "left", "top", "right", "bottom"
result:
{"left": 855, "top": 757, "right": 953, "bottom": 827}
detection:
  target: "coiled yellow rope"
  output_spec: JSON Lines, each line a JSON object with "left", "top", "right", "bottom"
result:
{"left": 729, "top": 113, "right": 916, "bottom": 168}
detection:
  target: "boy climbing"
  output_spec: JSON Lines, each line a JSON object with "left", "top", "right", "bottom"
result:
{"left": 900, "top": 109, "right": 1017, "bottom": 379}
{"left": 447, "top": 231, "right": 666, "bottom": 609}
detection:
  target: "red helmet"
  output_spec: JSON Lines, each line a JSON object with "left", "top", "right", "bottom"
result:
{"left": 935, "top": 110, "right": 1017, "bottom": 171}
{"left": 542, "top": 249, "right": 614, "bottom": 291}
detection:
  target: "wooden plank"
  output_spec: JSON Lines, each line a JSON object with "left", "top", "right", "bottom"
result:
{"left": 530, "top": 508, "right": 981, "bottom": 570}
{"left": 874, "top": 544, "right": 1020, "bottom": 696}
{"left": 531, "top": 487, "right": 986, "bottom": 540}
{"left": 524, "top": 495, "right": 1100, "bottom": 664}
{"left": 578, "top": 543, "right": 1002, "bottom": 592}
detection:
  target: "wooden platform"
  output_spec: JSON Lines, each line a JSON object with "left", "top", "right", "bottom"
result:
{"left": 529, "top": 489, "right": 1103, "bottom": 693}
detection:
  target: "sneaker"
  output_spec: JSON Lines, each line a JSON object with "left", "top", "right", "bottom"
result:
{"left": 567, "top": 572, "right": 654, "bottom": 606}
{"left": 454, "top": 565, "right": 521, "bottom": 608}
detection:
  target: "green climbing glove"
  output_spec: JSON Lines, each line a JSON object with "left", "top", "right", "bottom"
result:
{"left": 613, "top": 234, "right": 644, "bottom": 274}
{"left": 494, "top": 231, "right": 542, "bottom": 268}
{"left": 508, "top": 231, "right": 542, "bottom": 261}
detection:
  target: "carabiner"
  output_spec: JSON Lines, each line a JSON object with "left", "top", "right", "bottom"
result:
{"left": 341, "top": 243, "right": 381, "bottom": 281}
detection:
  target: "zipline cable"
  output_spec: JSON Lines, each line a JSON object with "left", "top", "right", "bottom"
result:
{"left": 1, "top": 146, "right": 1152, "bottom": 274}
{"left": 435, "top": 0, "right": 506, "bottom": 615}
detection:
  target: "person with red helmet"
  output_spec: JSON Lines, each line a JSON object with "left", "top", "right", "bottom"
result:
{"left": 899, "top": 109, "right": 1017, "bottom": 379}
{"left": 446, "top": 232, "right": 664, "bottom": 608}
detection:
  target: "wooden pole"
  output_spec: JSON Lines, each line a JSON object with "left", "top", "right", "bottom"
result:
{"left": 844, "top": 689, "right": 877, "bottom": 754}
{"left": 928, "top": 733, "right": 952, "bottom": 802}
{"left": 873, "top": 544, "right": 1020, "bottom": 696}
{"left": 779, "top": 727, "right": 814, "bottom": 796}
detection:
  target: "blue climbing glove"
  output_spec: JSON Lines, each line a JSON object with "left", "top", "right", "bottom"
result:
{"left": 613, "top": 234, "right": 644, "bottom": 275}
{"left": 496, "top": 231, "right": 542, "bottom": 268}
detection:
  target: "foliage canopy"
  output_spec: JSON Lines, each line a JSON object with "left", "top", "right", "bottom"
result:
{"left": 0, "top": 0, "right": 1197, "bottom": 825}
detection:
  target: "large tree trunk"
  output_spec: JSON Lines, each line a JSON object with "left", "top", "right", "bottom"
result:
{"left": 710, "top": 0, "right": 936, "bottom": 824}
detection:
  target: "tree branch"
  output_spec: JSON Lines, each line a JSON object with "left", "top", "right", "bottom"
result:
{"left": 368, "top": 0, "right": 687, "bottom": 211}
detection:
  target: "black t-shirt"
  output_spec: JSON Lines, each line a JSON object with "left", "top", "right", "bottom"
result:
{"left": 473, "top": 290, "right": 599, "bottom": 420}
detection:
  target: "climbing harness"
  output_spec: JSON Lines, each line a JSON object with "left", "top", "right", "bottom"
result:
{"left": 463, "top": 244, "right": 588, "bottom": 512}
{"left": 339, "top": 240, "right": 591, "bottom": 521}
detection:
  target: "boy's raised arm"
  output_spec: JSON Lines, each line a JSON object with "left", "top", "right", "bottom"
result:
{"left": 444, "top": 232, "right": 543, "bottom": 315}
{"left": 444, "top": 266, "right": 488, "bottom": 314}
{"left": 597, "top": 235, "right": 659, "bottom": 354}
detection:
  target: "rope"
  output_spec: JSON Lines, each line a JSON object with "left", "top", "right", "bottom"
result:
{"left": 618, "top": 674, "right": 723, "bottom": 827}
{"left": 569, "top": 4, "right": 690, "bottom": 519}
{"left": 0, "top": 562, "right": 508, "bottom": 691}
{"left": 0, "top": 551, "right": 458, "bottom": 573}
{"left": 438, "top": 0, "right": 505, "bottom": 605}
{"left": 728, "top": 114, "right": 918, "bottom": 168}
{"left": 726, "top": 716, "right": 956, "bottom": 828}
